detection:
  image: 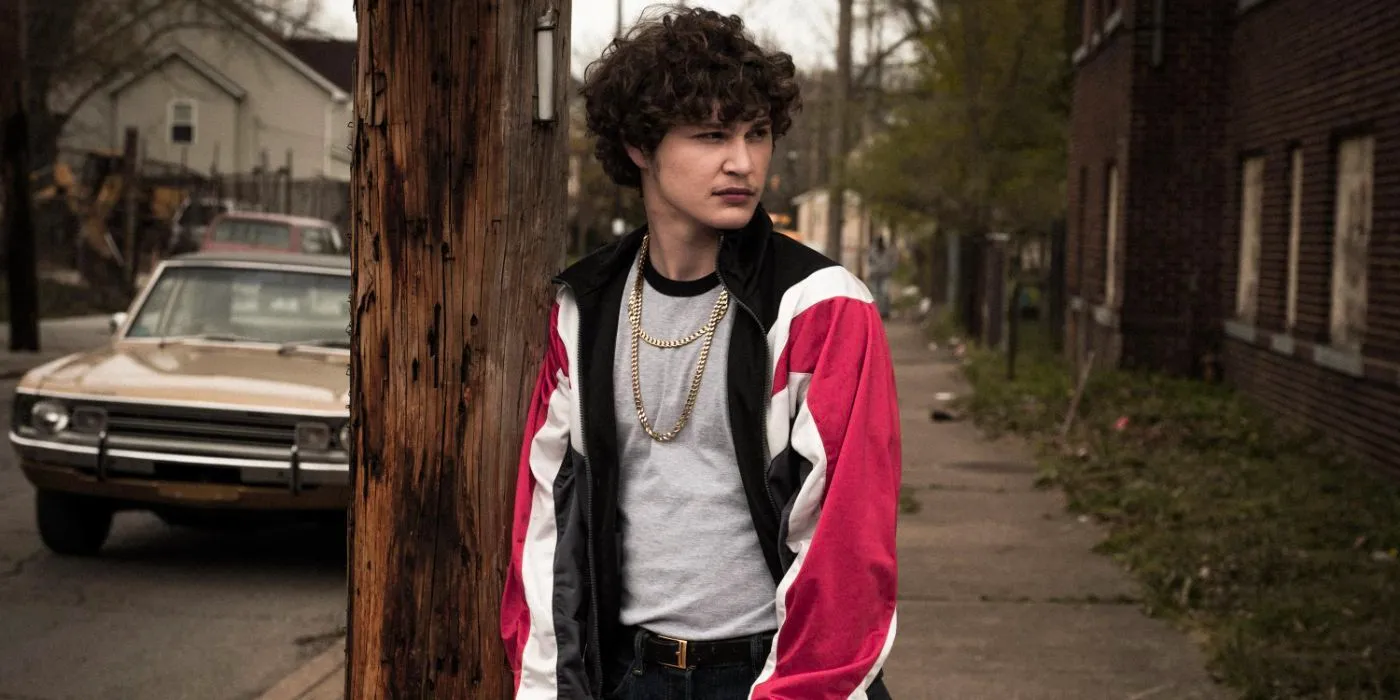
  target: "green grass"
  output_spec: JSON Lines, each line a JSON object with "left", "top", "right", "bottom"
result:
{"left": 960, "top": 345, "right": 1400, "bottom": 700}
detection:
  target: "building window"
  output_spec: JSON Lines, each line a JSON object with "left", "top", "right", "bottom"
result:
{"left": 1329, "top": 135, "right": 1373, "bottom": 352}
{"left": 1235, "top": 155, "right": 1265, "bottom": 323}
{"left": 1103, "top": 162, "right": 1120, "bottom": 306}
{"left": 1285, "top": 147, "right": 1303, "bottom": 331}
{"left": 169, "top": 99, "right": 196, "bottom": 145}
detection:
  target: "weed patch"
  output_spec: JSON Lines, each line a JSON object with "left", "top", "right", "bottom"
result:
{"left": 960, "top": 348, "right": 1400, "bottom": 700}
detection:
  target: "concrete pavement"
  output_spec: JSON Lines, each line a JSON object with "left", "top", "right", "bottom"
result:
{"left": 878, "top": 323, "right": 1224, "bottom": 699}
{"left": 258, "top": 321, "right": 1228, "bottom": 699}
{"left": 0, "top": 314, "right": 114, "bottom": 379}
{"left": 0, "top": 377, "right": 349, "bottom": 700}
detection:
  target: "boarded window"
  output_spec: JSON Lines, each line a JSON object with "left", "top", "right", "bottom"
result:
{"left": 1330, "top": 136, "right": 1373, "bottom": 352}
{"left": 1285, "top": 148, "right": 1303, "bottom": 330}
{"left": 1104, "top": 163, "right": 1120, "bottom": 306}
{"left": 1235, "top": 156, "right": 1265, "bottom": 322}
{"left": 170, "top": 100, "right": 196, "bottom": 145}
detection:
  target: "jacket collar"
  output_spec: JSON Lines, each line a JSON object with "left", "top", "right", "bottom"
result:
{"left": 555, "top": 204, "right": 775, "bottom": 310}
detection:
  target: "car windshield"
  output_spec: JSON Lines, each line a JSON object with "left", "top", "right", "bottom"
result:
{"left": 212, "top": 218, "right": 292, "bottom": 249}
{"left": 124, "top": 265, "right": 350, "bottom": 346}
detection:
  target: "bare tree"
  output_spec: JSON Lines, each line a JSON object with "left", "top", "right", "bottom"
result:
{"left": 23, "top": 0, "right": 323, "bottom": 167}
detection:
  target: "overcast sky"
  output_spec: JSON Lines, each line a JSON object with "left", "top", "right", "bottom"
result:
{"left": 314, "top": 0, "right": 847, "bottom": 75}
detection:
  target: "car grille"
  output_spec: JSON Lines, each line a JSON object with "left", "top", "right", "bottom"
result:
{"left": 103, "top": 405, "right": 302, "bottom": 449}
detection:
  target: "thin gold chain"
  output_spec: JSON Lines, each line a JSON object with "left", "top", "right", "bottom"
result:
{"left": 627, "top": 236, "right": 730, "bottom": 348}
{"left": 629, "top": 234, "right": 729, "bottom": 442}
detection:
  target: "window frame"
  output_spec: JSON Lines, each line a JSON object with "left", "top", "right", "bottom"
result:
{"left": 1235, "top": 154, "right": 1266, "bottom": 323}
{"left": 168, "top": 98, "right": 197, "bottom": 146}
{"left": 1328, "top": 133, "right": 1374, "bottom": 353}
{"left": 1284, "top": 146, "right": 1304, "bottom": 331}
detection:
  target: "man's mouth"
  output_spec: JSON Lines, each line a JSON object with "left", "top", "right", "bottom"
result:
{"left": 715, "top": 187, "right": 755, "bottom": 200}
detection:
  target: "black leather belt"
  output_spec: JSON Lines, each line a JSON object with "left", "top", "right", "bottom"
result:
{"left": 641, "top": 630, "right": 774, "bottom": 670}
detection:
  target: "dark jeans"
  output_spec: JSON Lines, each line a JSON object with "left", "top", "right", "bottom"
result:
{"left": 605, "top": 627, "right": 893, "bottom": 700}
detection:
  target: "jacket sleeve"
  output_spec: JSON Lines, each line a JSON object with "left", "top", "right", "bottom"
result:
{"left": 752, "top": 285, "right": 901, "bottom": 699}
{"left": 501, "top": 301, "right": 575, "bottom": 698}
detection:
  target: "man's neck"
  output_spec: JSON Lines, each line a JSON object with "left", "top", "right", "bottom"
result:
{"left": 644, "top": 210, "right": 720, "bottom": 282}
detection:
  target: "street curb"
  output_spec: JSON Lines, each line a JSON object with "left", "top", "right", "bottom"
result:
{"left": 258, "top": 637, "right": 346, "bottom": 700}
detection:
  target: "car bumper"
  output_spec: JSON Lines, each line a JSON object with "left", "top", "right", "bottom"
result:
{"left": 10, "top": 431, "right": 349, "bottom": 510}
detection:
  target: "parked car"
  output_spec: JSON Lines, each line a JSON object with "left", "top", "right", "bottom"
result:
{"left": 166, "top": 196, "right": 252, "bottom": 255}
{"left": 200, "top": 211, "right": 347, "bottom": 256}
{"left": 8, "top": 251, "right": 352, "bottom": 556}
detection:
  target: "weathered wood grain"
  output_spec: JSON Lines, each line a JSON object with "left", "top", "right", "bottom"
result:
{"left": 347, "top": 1, "right": 571, "bottom": 696}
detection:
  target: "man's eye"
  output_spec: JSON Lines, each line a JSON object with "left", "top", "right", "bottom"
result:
{"left": 748, "top": 129, "right": 771, "bottom": 140}
{"left": 697, "top": 132, "right": 725, "bottom": 140}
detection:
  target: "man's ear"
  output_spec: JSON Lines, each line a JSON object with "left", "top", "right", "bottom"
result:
{"left": 625, "top": 144, "right": 649, "bottom": 172}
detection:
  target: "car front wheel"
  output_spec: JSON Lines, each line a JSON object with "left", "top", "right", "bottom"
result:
{"left": 35, "top": 490, "right": 114, "bottom": 556}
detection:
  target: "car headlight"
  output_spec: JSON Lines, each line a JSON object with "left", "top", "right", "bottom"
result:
{"left": 338, "top": 423, "right": 352, "bottom": 451}
{"left": 30, "top": 400, "right": 70, "bottom": 435}
{"left": 295, "top": 422, "right": 332, "bottom": 452}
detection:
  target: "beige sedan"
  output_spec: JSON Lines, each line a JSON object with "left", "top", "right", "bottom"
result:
{"left": 8, "top": 251, "right": 353, "bottom": 556}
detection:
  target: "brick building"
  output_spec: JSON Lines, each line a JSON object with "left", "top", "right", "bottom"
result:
{"left": 1066, "top": 0, "right": 1400, "bottom": 473}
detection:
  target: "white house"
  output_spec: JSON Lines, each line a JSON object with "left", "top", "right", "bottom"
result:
{"left": 60, "top": 4, "right": 354, "bottom": 182}
{"left": 793, "top": 187, "right": 889, "bottom": 277}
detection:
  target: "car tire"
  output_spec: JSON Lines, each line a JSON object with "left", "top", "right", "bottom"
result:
{"left": 35, "top": 490, "right": 114, "bottom": 557}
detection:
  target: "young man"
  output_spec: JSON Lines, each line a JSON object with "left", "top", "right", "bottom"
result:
{"left": 502, "top": 8, "right": 901, "bottom": 699}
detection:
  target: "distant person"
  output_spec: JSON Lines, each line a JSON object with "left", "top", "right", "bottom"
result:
{"left": 500, "top": 7, "right": 900, "bottom": 699}
{"left": 866, "top": 236, "right": 897, "bottom": 319}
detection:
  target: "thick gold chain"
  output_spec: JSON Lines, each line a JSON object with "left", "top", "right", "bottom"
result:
{"left": 629, "top": 235, "right": 730, "bottom": 442}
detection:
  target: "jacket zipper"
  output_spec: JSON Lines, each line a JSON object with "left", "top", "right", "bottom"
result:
{"left": 713, "top": 261, "right": 782, "bottom": 527}
{"left": 553, "top": 278, "right": 605, "bottom": 693}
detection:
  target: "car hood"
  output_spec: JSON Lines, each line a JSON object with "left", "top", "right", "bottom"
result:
{"left": 20, "top": 342, "right": 350, "bottom": 415}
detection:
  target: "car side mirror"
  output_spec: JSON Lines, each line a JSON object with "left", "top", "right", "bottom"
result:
{"left": 109, "top": 312, "right": 128, "bottom": 334}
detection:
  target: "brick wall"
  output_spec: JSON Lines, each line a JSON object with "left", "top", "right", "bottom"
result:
{"left": 1220, "top": 0, "right": 1400, "bottom": 474}
{"left": 1065, "top": 2, "right": 1133, "bottom": 367}
{"left": 1118, "top": 0, "right": 1233, "bottom": 375}
{"left": 1065, "top": 0, "right": 1233, "bottom": 375}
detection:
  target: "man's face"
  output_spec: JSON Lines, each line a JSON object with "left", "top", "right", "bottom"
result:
{"left": 630, "top": 114, "right": 774, "bottom": 232}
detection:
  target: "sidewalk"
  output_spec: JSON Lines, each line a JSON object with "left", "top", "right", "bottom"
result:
{"left": 878, "top": 322, "right": 1224, "bottom": 699}
{"left": 0, "top": 315, "right": 113, "bottom": 379}
{"left": 258, "top": 321, "right": 1227, "bottom": 699}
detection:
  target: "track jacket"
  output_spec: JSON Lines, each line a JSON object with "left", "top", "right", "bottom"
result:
{"left": 501, "top": 207, "right": 902, "bottom": 699}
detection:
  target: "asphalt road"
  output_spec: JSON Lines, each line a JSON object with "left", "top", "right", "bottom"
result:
{"left": 0, "top": 378, "right": 348, "bottom": 700}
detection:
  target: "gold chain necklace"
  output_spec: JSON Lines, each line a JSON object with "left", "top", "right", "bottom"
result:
{"left": 628, "top": 234, "right": 730, "bottom": 442}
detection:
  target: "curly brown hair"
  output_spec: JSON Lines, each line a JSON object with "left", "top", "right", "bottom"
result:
{"left": 580, "top": 7, "right": 802, "bottom": 188}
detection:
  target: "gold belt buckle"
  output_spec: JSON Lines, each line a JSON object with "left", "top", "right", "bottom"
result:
{"left": 655, "top": 634, "right": 689, "bottom": 669}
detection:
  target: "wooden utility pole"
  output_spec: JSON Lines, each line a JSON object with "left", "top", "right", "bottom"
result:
{"left": 347, "top": 0, "right": 572, "bottom": 697}
{"left": 823, "top": 0, "right": 854, "bottom": 265}
{"left": 120, "top": 127, "right": 139, "bottom": 291}
{"left": 3, "top": 0, "right": 40, "bottom": 352}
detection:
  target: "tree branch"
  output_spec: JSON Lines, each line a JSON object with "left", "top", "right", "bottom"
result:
{"left": 854, "top": 29, "right": 919, "bottom": 88}
{"left": 52, "top": 16, "right": 233, "bottom": 119}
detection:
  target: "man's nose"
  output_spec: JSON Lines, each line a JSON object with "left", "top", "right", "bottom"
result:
{"left": 724, "top": 139, "right": 754, "bottom": 175}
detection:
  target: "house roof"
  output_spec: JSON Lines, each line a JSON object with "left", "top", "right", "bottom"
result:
{"left": 107, "top": 47, "right": 248, "bottom": 101}
{"left": 285, "top": 39, "right": 357, "bottom": 94}
{"left": 104, "top": 7, "right": 351, "bottom": 105}
{"left": 214, "top": 2, "right": 350, "bottom": 101}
